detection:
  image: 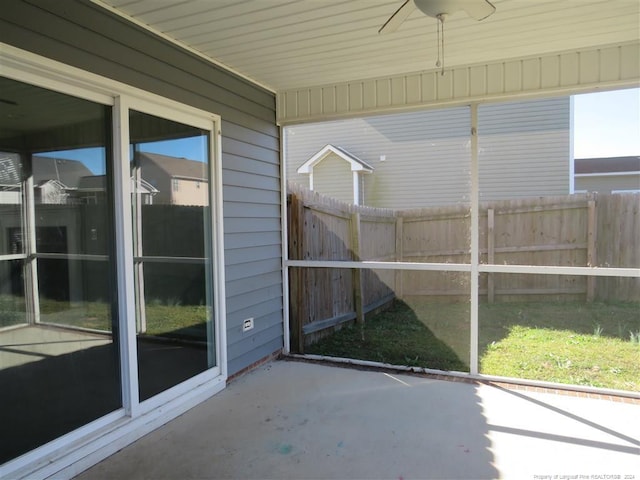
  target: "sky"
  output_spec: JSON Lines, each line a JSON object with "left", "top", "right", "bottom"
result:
{"left": 46, "top": 136, "right": 207, "bottom": 175}
{"left": 46, "top": 87, "right": 640, "bottom": 174}
{"left": 573, "top": 87, "right": 640, "bottom": 159}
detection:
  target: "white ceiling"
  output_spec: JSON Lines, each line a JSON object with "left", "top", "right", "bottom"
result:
{"left": 96, "top": 0, "right": 640, "bottom": 92}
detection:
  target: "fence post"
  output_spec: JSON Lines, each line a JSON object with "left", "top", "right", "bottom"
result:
{"left": 350, "top": 212, "right": 364, "bottom": 325}
{"left": 288, "top": 193, "right": 305, "bottom": 353}
{"left": 586, "top": 196, "right": 597, "bottom": 303}
{"left": 487, "top": 208, "right": 495, "bottom": 304}
{"left": 395, "top": 216, "right": 404, "bottom": 299}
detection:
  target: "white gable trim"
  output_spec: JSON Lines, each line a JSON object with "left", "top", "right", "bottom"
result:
{"left": 297, "top": 144, "right": 374, "bottom": 174}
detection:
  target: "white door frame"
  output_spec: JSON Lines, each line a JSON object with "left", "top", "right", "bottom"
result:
{"left": 0, "top": 43, "right": 227, "bottom": 480}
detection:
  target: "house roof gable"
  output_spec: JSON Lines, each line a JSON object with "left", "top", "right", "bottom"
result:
{"left": 138, "top": 152, "right": 208, "bottom": 180}
{"left": 297, "top": 144, "right": 373, "bottom": 174}
{"left": 32, "top": 156, "right": 93, "bottom": 188}
{"left": 575, "top": 156, "right": 640, "bottom": 174}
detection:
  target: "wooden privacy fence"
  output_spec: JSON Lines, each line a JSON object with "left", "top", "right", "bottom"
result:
{"left": 287, "top": 184, "right": 639, "bottom": 350}
{"left": 288, "top": 186, "right": 397, "bottom": 351}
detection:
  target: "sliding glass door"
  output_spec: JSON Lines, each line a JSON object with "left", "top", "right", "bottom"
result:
{"left": 0, "top": 74, "right": 222, "bottom": 465}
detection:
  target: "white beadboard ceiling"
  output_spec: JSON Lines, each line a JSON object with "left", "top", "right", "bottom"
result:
{"left": 95, "top": 0, "right": 640, "bottom": 93}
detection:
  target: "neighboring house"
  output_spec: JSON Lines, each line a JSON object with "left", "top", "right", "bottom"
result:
{"left": 76, "top": 175, "right": 158, "bottom": 205}
{"left": 32, "top": 156, "right": 93, "bottom": 204}
{"left": 32, "top": 155, "right": 93, "bottom": 190}
{"left": 296, "top": 144, "right": 373, "bottom": 205}
{"left": 31, "top": 155, "right": 93, "bottom": 204}
{"left": 1, "top": 156, "right": 96, "bottom": 204}
{"left": 574, "top": 156, "right": 640, "bottom": 193}
{"left": 0, "top": 152, "right": 196, "bottom": 206}
{"left": 35, "top": 178, "right": 68, "bottom": 204}
{"left": 137, "top": 151, "right": 208, "bottom": 206}
{"left": 288, "top": 98, "right": 571, "bottom": 208}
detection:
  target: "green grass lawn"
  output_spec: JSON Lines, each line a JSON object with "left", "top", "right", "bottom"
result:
{"left": 306, "top": 301, "right": 468, "bottom": 371}
{"left": 306, "top": 299, "right": 640, "bottom": 392}
{"left": 1, "top": 296, "right": 208, "bottom": 338}
{"left": 3, "top": 294, "right": 638, "bottom": 391}
{"left": 0, "top": 295, "right": 27, "bottom": 327}
{"left": 144, "top": 304, "right": 209, "bottom": 337}
{"left": 39, "top": 300, "right": 112, "bottom": 331}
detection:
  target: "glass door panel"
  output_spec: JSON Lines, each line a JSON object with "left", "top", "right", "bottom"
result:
{"left": 0, "top": 153, "right": 26, "bottom": 329}
{"left": 0, "top": 77, "right": 120, "bottom": 463}
{"left": 129, "top": 110, "right": 215, "bottom": 401}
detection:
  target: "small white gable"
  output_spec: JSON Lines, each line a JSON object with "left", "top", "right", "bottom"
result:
{"left": 297, "top": 144, "right": 374, "bottom": 174}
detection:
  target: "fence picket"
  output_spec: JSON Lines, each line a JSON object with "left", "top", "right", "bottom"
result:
{"left": 287, "top": 184, "right": 639, "bottom": 347}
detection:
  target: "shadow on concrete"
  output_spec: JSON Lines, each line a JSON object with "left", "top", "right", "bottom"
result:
{"left": 77, "top": 360, "right": 500, "bottom": 480}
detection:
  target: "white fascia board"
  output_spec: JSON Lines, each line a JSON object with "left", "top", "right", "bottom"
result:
{"left": 351, "top": 163, "right": 374, "bottom": 173}
{"left": 333, "top": 146, "right": 374, "bottom": 172}
{"left": 296, "top": 146, "right": 328, "bottom": 174}
{"left": 574, "top": 171, "right": 640, "bottom": 177}
{"left": 278, "top": 41, "right": 640, "bottom": 126}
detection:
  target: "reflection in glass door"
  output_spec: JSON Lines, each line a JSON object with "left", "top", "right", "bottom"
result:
{"left": 0, "top": 153, "right": 26, "bottom": 331}
{"left": 129, "top": 110, "right": 215, "bottom": 401}
{"left": 0, "top": 77, "right": 120, "bottom": 463}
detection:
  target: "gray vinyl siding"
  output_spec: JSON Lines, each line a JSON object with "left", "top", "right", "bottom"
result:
{"left": 575, "top": 174, "right": 640, "bottom": 193}
{"left": 313, "top": 154, "right": 354, "bottom": 204}
{"left": 286, "top": 108, "right": 471, "bottom": 209}
{"left": 1, "top": 0, "right": 283, "bottom": 376}
{"left": 478, "top": 97, "right": 571, "bottom": 200}
{"left": 286, "top": 98, "right": 570, "bottom": 208}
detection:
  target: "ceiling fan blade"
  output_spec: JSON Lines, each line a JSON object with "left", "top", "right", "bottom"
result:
{"left": 378, "top": 0, "right": 416, "bottom": 34}
{"left": 463, "top": 0, "right": 496, "bottom": 21}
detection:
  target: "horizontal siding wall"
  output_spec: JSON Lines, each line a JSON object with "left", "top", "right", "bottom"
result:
{"left": 313, "top": 154, "right": 353, "bottom": 204}
{"left": 575, "top": 175, "right": 640, "bottom": 193}
{"left": 478, "top": 97, "right": 571, "bottom": 200}
{"left": 277, "top": 41, "right": 640, "bottom": 125}
{"left": 0, "top": 0, "right": 283, "bottom": 376}
{"left": 286, "top": 98, "right": 571, "bottom": 208}
{"left": 286, "top": 107, "right": 472, "bottom": 209}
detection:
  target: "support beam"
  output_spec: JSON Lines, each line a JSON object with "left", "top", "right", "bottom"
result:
{"left": 487, "top": 208, "right": 495, "bottom": 304}
{"left": 470, "top": 104, "right": 479, "bottom": 376}
{"left": 350, "top": 213, "right": 364, "bottom": 325}
{"left": 352, "top": 171, "right": 360, "bottom": 205}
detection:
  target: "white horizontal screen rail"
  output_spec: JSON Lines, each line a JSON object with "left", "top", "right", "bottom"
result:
{"left": 285, "top": 259, "right": 640, "bottom": 278}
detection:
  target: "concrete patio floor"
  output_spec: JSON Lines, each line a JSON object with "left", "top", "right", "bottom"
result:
{"left": 77, "top": 359, "right": 639, "bottom": 480}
